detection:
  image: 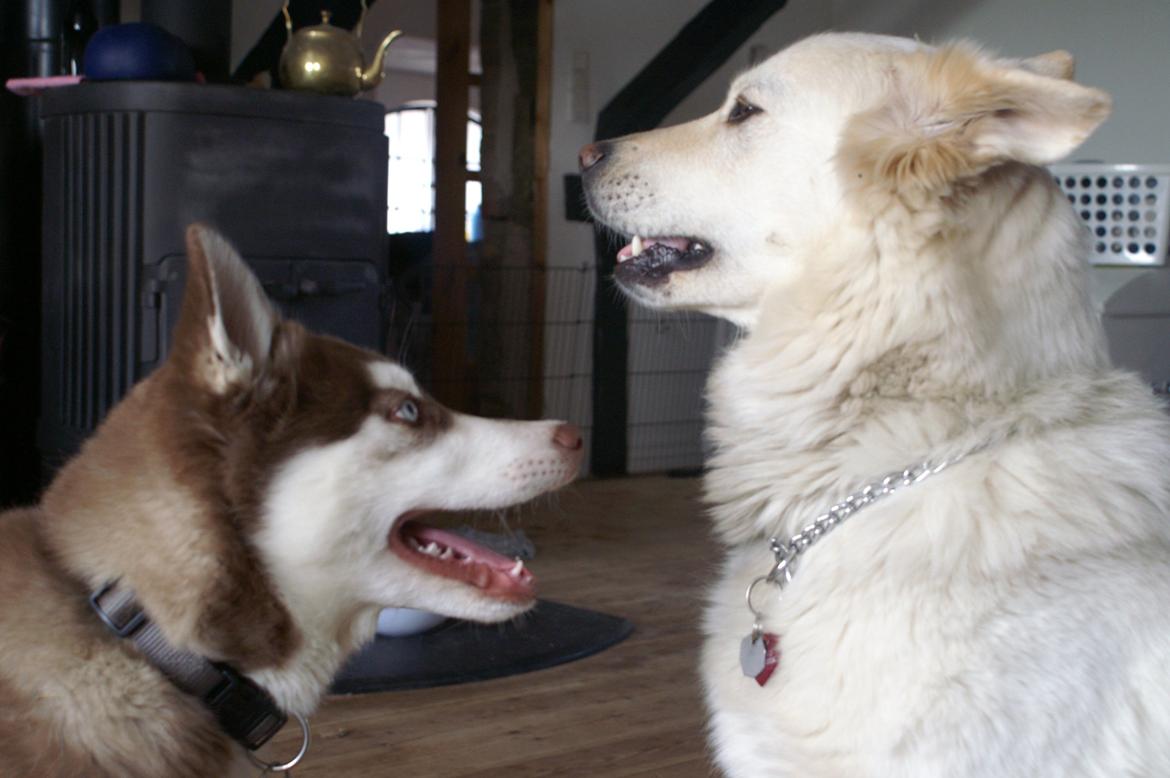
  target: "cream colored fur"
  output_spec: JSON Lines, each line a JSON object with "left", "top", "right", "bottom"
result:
{"left": 584, "top": 32, "right": 1170, "bottom": 776}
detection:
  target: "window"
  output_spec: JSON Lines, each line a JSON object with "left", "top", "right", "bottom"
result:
{"left": 384, "top": 101, "right": 482, "bottom": 238}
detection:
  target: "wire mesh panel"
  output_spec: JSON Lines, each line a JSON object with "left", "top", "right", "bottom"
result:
{"left": 386, "top": 258, "right": 597, "bottom": 433}
{"left": 385, "top": 251, "right": 730, "bottom": 474}
{"left": 626, "top": 312, "right": 730, "bottom": 473}
{"left": 541, "top": 264, "right": 598, "bottom": 465}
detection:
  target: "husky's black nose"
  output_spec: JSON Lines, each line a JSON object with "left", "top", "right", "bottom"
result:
{"left": 553, "top": 423, "right": 583, "bottom": 451}
{"left": 578, "top": 142, "right": 606, "bottom": 172}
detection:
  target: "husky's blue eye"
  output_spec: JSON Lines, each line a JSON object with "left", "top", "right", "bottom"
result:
{"left": 394, "top": 399, "right": 420, "bottom": 425}
{"left": 728, "top": 97, "right": 762, "bottom": 124}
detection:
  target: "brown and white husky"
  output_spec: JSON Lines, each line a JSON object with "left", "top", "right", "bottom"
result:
{"left": 0, "top": 224, "right": 583, "bottom": 776}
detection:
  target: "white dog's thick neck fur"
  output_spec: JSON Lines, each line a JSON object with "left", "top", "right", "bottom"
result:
{"left": 583, "top": 32, "right": 1170, "bottom": 777}
{"left": 705, "top": 162, "right": 1117, "bottom": 546}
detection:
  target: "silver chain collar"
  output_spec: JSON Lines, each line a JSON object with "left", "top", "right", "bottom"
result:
{"left": 744, "top": 442, "right": 987, "bottom": 638}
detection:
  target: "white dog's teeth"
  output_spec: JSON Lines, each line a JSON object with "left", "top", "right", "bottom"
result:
{"left": 439, "top": 547, "right": 454, "bottom": 561}
{"left": 509, "top": 559, "right": 525, "bottom": 577}
{"left": 632, "top": 235, "right": 644, "bottom": 256}
{"left": 422, "top": 542, "right": 441, "bottom": 556}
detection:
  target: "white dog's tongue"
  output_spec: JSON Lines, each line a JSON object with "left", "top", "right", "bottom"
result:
{"left": 617, "top": 235, "right": 690, "bottom": 263}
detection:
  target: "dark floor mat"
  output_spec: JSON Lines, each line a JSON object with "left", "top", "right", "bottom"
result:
{"left": 330, "top": 600, "right": 635, "bottom": 694}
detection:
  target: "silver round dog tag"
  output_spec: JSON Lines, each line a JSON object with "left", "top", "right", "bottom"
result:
{"left": 740, "top": 634, "right": 767, "bottom": 678}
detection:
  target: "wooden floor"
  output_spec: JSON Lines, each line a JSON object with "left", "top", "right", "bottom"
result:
{"left": 260, "top": 475, "right": 721, "bottom": 777}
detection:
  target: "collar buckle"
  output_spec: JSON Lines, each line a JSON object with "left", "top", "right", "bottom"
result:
{"left": 89, "top": 581, "right": 147, "bottom": 638}
{"left": 205, "top": 663, "right": 288, "bottom": 750}
{"left": 88, "top": 580, "right": 295, "bottom": 754}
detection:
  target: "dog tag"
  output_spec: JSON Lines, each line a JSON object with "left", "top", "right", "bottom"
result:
{"left": 739, "top": 632, "right": 780, "bottom": 686}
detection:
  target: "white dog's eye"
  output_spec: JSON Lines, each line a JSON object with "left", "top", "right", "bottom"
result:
{"left": 728, "top": 97, "right": 762, "bottom": 124}
{"left": 393, "top": 399, "right": 420, "bottom": 425}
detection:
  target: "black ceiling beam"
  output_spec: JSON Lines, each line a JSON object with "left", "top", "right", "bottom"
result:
{"left": 588, "top": 0, "right": 787, "bottom": 477}
{"left": 597, "top": 0, "right": 786, "bottom": 138}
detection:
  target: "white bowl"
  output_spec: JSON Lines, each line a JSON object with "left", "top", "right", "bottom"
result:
{"left": 375, "top": 607, "right": 448, "bottom": 637}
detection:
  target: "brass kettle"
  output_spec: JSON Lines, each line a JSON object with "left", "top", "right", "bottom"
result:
{"left": 279, "top": 0, "right": 402, "bottom": 96}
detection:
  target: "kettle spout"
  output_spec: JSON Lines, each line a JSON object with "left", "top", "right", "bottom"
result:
{"left": 360, "top": 29, "right": 403, "bottom": 90}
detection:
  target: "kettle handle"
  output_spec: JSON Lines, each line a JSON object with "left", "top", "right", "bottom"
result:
{"left": 355, "top": 0, "right": 369, "bottom": 39}
{"left": 281, "top": 0, "right": 293, "bottom": 41}
{"left": 281, "top": 0, "right": 367, "bottom": 40}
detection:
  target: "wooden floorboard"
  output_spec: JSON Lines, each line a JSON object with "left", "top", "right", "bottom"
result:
{"left": 260, "top": 475, "right": 719, "bottom": 776}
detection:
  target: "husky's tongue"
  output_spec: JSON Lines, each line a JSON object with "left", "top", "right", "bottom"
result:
{"left": 391, "top": 519, "right": 535, "bottom": 602}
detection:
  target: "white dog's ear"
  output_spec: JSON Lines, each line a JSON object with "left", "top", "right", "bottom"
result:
{"left": 840, "top": 43, "right": 1110, "bottom": 192}
{"left": 965, "top": 59, "right": 1110, "bottom": 167}
{"left": 172, "top": 224, "right": 280, "bottom": 393}
{"left": 1016, "top": 49, "right": 1075, "bottom": 80}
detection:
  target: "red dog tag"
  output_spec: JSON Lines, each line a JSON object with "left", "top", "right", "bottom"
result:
{"left": 739, "top": 632, "right": 781, "bottom": 686}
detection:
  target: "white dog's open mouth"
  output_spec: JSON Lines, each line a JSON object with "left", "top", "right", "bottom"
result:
{"left": 388, "top": 516, "right": 535, "bottom": 602}
{"left": 614, "top": 235, "right": 714, "bottom": 287}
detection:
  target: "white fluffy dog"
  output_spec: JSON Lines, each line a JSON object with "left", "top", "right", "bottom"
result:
{"left": 580, "top": 32, "right": 1170, "bottom": 777}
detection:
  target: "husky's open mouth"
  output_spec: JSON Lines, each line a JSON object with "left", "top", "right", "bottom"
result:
{"left": 389, "top": 516, "right": 535, "bottom": 602}
{"left": 614, "top": 235, "right": 714, "bottom": 287}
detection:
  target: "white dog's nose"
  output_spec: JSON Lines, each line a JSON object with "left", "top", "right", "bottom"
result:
{"left": 552, "top": 423, "right": 583, "bottom": 451}
{"left": 578, "top": 142, "right": 606, "bottom": 172}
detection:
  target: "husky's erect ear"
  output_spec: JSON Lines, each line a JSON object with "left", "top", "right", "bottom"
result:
{"left": 172, "top": 224, "right": 279, "bottom": 392}
{"left": 139, "top": 224, "right": 299, "bottom": 669}
{"left": 840, "top": 42, "right": 1110, "bottom": 193}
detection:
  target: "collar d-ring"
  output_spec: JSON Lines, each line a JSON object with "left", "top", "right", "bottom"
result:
{"left": 247, "top": 712, "right": 310, "bottom": 773}
{"left": 745, "top": 575, "right": 775, "bottom": 623}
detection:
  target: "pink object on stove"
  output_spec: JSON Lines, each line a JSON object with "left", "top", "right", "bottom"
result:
{"left": 6, "top": 75, "right": 84, "bottom": 97}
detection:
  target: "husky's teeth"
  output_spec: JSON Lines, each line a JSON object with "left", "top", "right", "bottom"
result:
{"left": 632, "top": 235, "right": 644, "bottom": 256}
{"left": 509, "top": 559, "right": 525, "bottom": 577}
{"left": 439, "top": 548, "right": 454, "bottom": 561}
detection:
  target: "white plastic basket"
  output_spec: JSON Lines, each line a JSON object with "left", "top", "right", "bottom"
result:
{"left": 1048, "top": 163, "right": 1170, "bottom": 267}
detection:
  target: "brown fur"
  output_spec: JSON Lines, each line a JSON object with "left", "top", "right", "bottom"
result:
{"left": 39, "top": 229, "right": 304, "bottom": 671}
{"left": 0, "top": 511, "right": 242, "bottom": 777}
{"left": 0, "top": 225, "right": 418, "bottom": 774}
{"left": 0, "top": 222, "right": 583, "bottom": 774}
